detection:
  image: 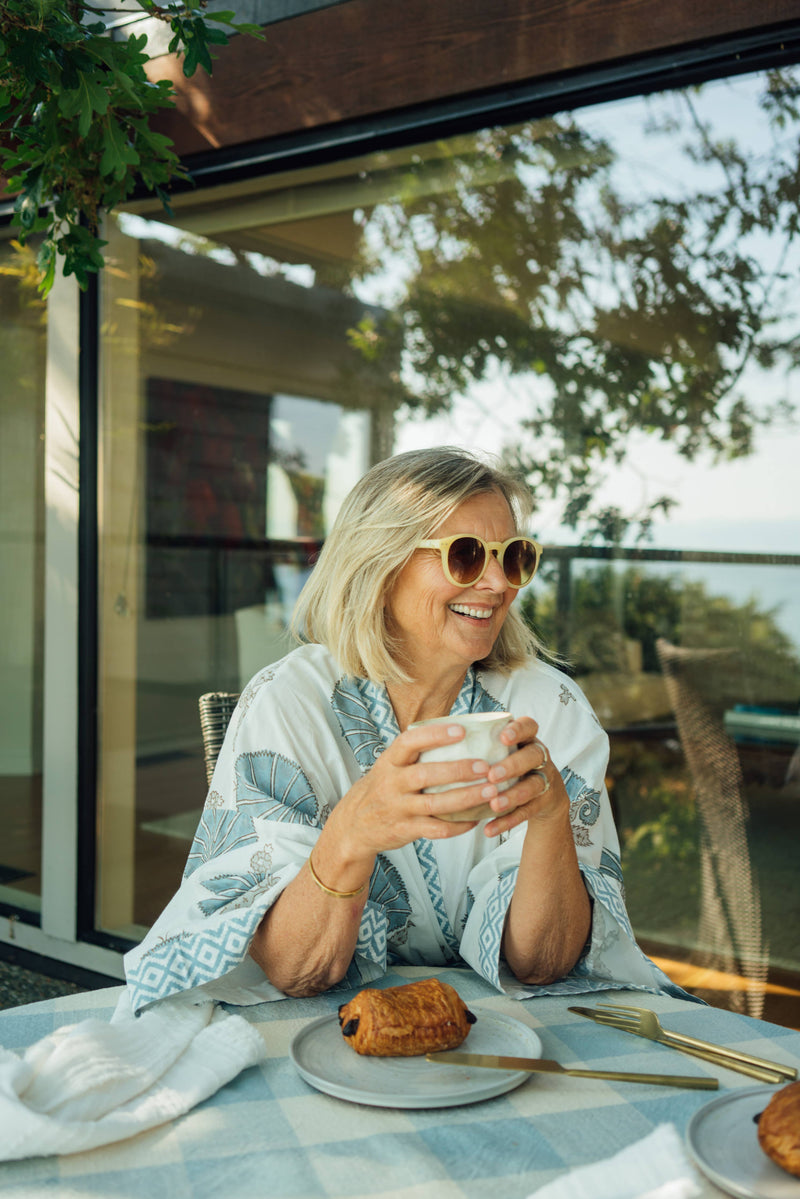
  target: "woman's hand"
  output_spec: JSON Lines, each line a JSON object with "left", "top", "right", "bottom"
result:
{"left": 480, "top": 716, "right": 567, "bottom": 839}
{"left": 325, "top": 721, "right": 501, "bottom": 868}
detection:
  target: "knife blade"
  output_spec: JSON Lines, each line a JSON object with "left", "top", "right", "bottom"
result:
{"left": 568, "top": 1007, "right": 792, "bottom": 1084}
{"left": 426, "top": 1051, "right": 718, "bottom": 1089}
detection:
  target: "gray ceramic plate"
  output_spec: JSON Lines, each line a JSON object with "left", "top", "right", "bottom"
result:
{"left": 290, "top": 1006, "right": 542, "bottom": 1108}
{"left": 686, "top": 1086, "right": 800, "bottom": 1198}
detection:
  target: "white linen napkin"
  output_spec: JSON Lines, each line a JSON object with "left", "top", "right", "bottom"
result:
{"left": 529, "top": 1123, "right": 704, "bottom": 1199}
{"left": 0, "top": 989, "right": 267, "bottom": 1161}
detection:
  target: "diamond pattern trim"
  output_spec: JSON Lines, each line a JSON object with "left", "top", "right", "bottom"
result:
{"left": 128, "top": 909, "right": 264, "bottom": 1012}
{"left": 478, "top": 868, "right": 518, "bottom": 984}
{"left": 414, "top": 839, "right": 460, "bottom": 960}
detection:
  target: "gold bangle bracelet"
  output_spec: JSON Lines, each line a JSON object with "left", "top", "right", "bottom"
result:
{"left": 307, "top": 853, "right": 368, "bottom": 899}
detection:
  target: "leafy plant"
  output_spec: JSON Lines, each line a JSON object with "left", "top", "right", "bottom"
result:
{"left": 0, "top": 0, "right": 262, "bottom": 294}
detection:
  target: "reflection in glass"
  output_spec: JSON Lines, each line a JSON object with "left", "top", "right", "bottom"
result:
{"left": 98, "top": 65, "right": 800, "bottom": 1021}
{"left": 0, "top": 238, "right": 47, "bottom": 912}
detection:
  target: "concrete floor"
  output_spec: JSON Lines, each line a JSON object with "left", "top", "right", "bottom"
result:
{"left": 0, "top": 961, "right": 86, "bottom": 1011}
{"left": 0, "top": 958, "right": 119, "bottom": 1012}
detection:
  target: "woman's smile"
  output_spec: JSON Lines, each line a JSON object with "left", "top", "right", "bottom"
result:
{"left": 386, "top": 490, "right": 518, "bottom": 681}
{"left": 448, "top": 602, "right": 495, "bottom": 620}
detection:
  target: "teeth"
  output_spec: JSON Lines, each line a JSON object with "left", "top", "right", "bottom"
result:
{"left": 450, "top": 604, "right": 492, "bottom": 619}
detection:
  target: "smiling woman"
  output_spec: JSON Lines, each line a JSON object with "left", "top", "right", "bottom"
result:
{"left": 384, "top": 492, "right": 522, "bottom": 723}
{"left": 59, "top": 32, "right": 795, "bottom": 1025}
{"left": 123, "top": 447, "right": 691, "bottom": 1014}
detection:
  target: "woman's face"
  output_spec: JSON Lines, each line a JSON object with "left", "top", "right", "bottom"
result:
{"left": 386, "top": 489, "right": 518, "bottom": 681}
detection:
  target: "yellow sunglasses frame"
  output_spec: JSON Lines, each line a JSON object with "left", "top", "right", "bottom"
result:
{"left": 418, "top": 534, "right": 543, "bottom": 589}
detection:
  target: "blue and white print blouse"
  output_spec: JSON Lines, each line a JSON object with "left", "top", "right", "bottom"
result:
{"left": 124, "top": 643, "right": 687, "bottom": 1013}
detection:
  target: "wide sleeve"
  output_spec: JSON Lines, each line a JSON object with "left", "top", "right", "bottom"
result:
{"left": 457, "top": 665, "right": 694, "bottom": 1002}
{"left": 124, "top": 652, "right": 406, "bottom": 1013}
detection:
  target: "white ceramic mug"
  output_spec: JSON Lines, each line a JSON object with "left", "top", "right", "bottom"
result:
{"left": 409, "top": 711, "right": 515, "bottom": 821}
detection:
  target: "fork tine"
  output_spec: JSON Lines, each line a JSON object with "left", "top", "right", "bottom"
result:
{"left": 595, "top": 1003, "right": 643, "bottom": 1016}
{"left": 585, "top": 1013, "right": 639, "bottom": 1028}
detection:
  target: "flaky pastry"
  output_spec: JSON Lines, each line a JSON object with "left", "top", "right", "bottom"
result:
{"left": 758, "top": 1079, "right": 800, "bottom": 1177}
{"left": 338, "top": 977, "right": 476, "bottom": 1057}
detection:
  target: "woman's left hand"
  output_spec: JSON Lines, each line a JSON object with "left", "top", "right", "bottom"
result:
{"left": 481, "top": 716, "right": 566, "bottom": 837}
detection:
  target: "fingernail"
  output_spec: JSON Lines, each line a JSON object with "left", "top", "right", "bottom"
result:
{"left": 472, "top": 760, "right": 488, "bottom": 775}
{"left": 447, "top": 725, "right": 463, "bottom": 737}
{"left": 490, "top": 765, "right": 506, "bottom": 781}
{"left": 493, "top": 794, "right": 509, "bottom": 810}
{"left": 481, "top": 785, "right": 497, "bottom": 799}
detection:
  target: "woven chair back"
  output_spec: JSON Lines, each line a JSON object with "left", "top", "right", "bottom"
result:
{"left": 198, "top": 691, "right": 240, "bottom": 785}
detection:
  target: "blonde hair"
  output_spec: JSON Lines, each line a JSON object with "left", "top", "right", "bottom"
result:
{"left": 291, "top": 446, "right": 544, "bottom": 683}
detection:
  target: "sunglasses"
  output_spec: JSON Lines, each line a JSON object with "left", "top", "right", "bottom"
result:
{"left": 418, "top": 534, "right": 542, "bottom": 589}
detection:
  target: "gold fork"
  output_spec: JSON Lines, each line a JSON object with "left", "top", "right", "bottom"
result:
{"left": 573, "top": 1008, "right": 781, "bottom": 1083}
{"left": 595, "top": 1003, "right": 797, "bottom": 1083}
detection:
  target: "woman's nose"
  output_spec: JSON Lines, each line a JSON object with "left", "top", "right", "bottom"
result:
{"left": 477, "top": 550, "right": 508, "bottom": 591}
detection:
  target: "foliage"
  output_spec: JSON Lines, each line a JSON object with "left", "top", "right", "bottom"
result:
{"left": 352, "top": 72, "right": 800, "bottom": 534}
{"left": 0, "top": 0, "right": 261, "bottom": 294}
{"left": 520, "top": 562, "right": 800, "bottom": 699}
{"left": 609, "top": 739, "right": 700, "bottom": 938}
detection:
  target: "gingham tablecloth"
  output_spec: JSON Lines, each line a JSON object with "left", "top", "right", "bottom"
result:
{"left": 1, "top": 965, "right": 798, "bottom": 1198}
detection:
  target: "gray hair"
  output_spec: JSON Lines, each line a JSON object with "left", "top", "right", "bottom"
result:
{"left": 291, "top": 446, "right": 543, "bottom": 682}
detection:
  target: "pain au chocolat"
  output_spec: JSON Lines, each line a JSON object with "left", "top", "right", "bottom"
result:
{"left": 338, "top": 977, "right": 476, "bottom": 1057}
{"left": 758, "top": 1080, "right": 800, "bottom": 1177}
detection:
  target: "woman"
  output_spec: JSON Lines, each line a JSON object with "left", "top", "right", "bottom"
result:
{"left": 125, "top": 447, "right": 683, "bottom": 1012}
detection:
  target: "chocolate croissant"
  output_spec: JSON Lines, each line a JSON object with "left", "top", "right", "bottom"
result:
{"left": 338, "top": 977, "right": 476, "bottom": 1057}
{"left": 758, "top": 1080, "right": 800, "bottom": 1177}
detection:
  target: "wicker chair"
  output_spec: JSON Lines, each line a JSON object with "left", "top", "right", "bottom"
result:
{"left": 198, "top": 691, "right": 240, "bottom": 785}
{"left": 655, "top": 638, "right": 768, "bottom": 1017}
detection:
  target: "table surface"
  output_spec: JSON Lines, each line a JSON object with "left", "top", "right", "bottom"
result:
{"left": 1, "top": 965, "right": 799, "bottom": 1199}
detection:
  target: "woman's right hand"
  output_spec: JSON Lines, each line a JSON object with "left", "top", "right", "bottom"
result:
{"left": 324, "top": 721, "right": 499, "bottom": 865}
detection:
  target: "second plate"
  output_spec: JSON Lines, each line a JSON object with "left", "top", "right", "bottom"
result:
{"left": 686, "top": 1086, "right": 800, "bottom": 1199}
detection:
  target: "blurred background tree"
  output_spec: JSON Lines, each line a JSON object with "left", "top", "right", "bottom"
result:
{"left": 521, "top": 564, "right": 800, "bottom": 699}
{"left": 349, "top": 71, "right": 800, "bottom": 535}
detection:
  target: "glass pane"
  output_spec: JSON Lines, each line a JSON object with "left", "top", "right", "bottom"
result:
{"left": 0, "top": 238, "right": 47, "bottom": 914}
{"left": 102, "top": 64, "right": 800, "bottom": 1023}
{"left": 97, "top": 222, "right": 373, "bottom": 934}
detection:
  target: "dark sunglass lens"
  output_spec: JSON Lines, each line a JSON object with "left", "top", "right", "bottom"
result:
{"left": 447, "top": 536, "right": 485, "bottom": 584}
{"left": 504, "top": 540, "right": 537, "bottom": 586}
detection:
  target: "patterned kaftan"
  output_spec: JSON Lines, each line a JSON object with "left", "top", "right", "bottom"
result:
{"left": 125, "top": 643, "right": 689, "bottom": 1013}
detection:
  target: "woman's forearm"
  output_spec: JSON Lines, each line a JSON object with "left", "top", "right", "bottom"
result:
{"left": 249, "top": 827, "right": 374, "bottom": 996}
{"left": 501, "top": 805, "right": 591, "bottom": 985}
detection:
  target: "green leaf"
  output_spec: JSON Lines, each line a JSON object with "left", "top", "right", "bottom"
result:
{"left": 111, "top": 67, "right": 145, "bottom": 107}
{"left": 100, "top": 118, "right": 140, "bottom": 181}
{"left": 13, "top": 165, "right": 43, "bottom": 230}
{"left": 227, "top": 21, "right": 264, "bottom": 37}
{"left": 59, "top": 73, "right": 111, "bottom": 137}
{"left": 36, "top": 239, "right": 57, "bottom": 298}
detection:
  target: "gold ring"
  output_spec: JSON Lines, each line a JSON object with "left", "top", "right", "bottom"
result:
{"left": 531, "top": 768, "right": 551, "bottom": 793}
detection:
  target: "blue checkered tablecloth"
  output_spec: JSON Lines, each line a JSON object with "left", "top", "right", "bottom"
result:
{"left": 1, "top": 965, "right": 798, "bottom": 1198}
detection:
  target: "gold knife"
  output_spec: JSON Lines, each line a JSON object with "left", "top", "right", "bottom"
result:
{"left": 568, "top": 1006, "right": 794, "bottom": 1084}
{"left": 426, "top": 1051, "right": 718, "bottom": 1089}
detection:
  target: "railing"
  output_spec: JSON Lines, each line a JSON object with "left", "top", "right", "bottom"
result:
{"left": 543, "top": 544, "right": 800, "bottom": 660}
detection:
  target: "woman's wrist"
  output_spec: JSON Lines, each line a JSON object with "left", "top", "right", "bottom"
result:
{"left": 307, "top": 852, "right": 368, "bottom": 898}
{"left": 310, "top": 812, "right": 375, "bottom": 896}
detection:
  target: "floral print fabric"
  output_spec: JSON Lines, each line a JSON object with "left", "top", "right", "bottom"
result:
{"left": 125, "top": 643, "right": 688, "bottom": 1013}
